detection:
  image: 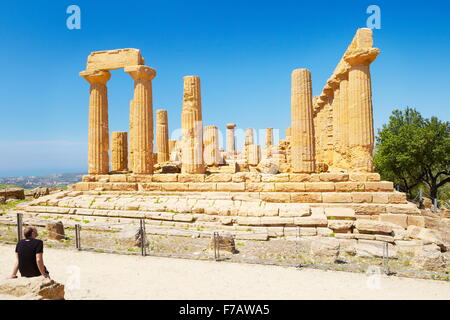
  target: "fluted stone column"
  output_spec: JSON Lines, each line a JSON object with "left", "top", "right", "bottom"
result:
{"left": 248, "top": 144, "right": 261, "bottom": 166}
{"left": 181, "top": 76, "right": 204, "bottom": 174}
{"left": 80, "top": 70, "right": 111, "bottom": 175}
{"left": 347, "top": 64, "right": 374, "bottom": 172}
{"left": 111, "top": 132, "right": 128, "bottom": 172}
{"left": 244, "top": 128, "right": 254, "bottom": 161}
{"left": 265, "top": 128, "right": 273, "bottom": 158}
{"left": 204, "top": 125, "right": 220, "bottom": 166}
{"left": 226, "top": 123, "right": 236, "bottom": 156}
{"left": 168, "top": 140, "right": 177, "bottom": 154}
{"left": 156, "top": 109, "right": 169, "bottom": 163}
{"left": 339, "top": 75, "right": 349, "bottom": 152}
{"left": 125, "top": 65, "right": 156, "bottom": 174}
{"left": 291, "top": 69, "right": 316, "bottom": 173}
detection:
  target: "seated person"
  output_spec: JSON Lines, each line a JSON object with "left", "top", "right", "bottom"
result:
{"left": 9, "top": 226, "right": 50, "bottom": 279}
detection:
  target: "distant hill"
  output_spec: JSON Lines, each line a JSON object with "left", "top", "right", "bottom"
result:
{"left": 0, "top": 173, "right": 84, "bottom": 189}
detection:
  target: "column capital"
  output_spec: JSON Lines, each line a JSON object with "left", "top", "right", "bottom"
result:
{"left": 226, "top": 123, "right": 236, "bottom": 129}
{"left": 344, "top": 48, "right": 380, "bottom": 66}
{"left": 80, "top": 70, "right": 111, "bottom": 85}
{"left": 124, "top": 65, "right": 156, "bottom": 81}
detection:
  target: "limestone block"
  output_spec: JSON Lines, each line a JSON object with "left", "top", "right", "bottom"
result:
{"left": 260, "top": 192, "right": 291, "bottom": 203}
{"left": 355, "top": 220, "right": 393, "bottom": 234}
{"left": 371, "top": 193, "right": 389, "bottom": 204}
{"left": 216, "top": 183, "right": 245, "bottom": 192}
{"left": 406, "top": 226, "right": 443, "bottom": 246}
{"left": 293, "top": 215, "right": 328, "bottom": 227}
{"left": 236, "top": 217, "right": 262, "bottom": 226}
{"left": 188, "top": 183, "right": 217, "bottom": 192}
{"left": 245, "top": 183, "right": 275, "bottom": 192}
{"left": 160, "top": 183, "right": 189, "bottom": 191}
{"left": 324, "top": 207, "right": 355, "bottom": 219}
{"left": 0, "top": 277, "right": 65, "bottom": 300}
{"left": 261, "top": 217, "right": 294, "bottom": 226}
{"left": 274, "top": 183, "right": 305, "bottom": 192}
{"left": 140, "top": 183, "right": 161, "bottom": 191}
{"left": 205, "top": 174, "right": 233, "bottom": 182}
{"left": 279, "top": 204, "right": 311, "bottom": 217}
{"left": 178, "top": 174, "right": 205, "bottom": 183}
{"left": 379, "top": 214, "right": 407, "bottom": 229}
{"left": 322, "top": 192, "right": 352, "bottom": 203}
{"left": 256, "top": 159, "right": 279, "bottom": 174}
{"left": 335, "top": 182, "right": 365, "bottom": 192}
{"left": 374, "top": 235, "right": 395, "bottom": 243}
{"left": 407, "top": 215, "right": 425, "bottom": 228}
{"left": 327, "top": 220, "right": 354, "bottom": 232}
{"left": 86, "top": 48, "right": 144, "bottom": 71}
{"left": 173, "top": 214, "right": 195, "bottom": 222}
{"left": 351, "top": 193, "right": 372, "bottom": 203}
{"left": 261, "top": 174, "right": 289, "bottom": 182}
{"left": 289, "top": 174, "right": 320, "bottom": 182}
{"left": 317, "top": 227, "right": 334, "bottom": 237}
{"left": 364, "top": 181, "right": 394, "bottom": 192}
{"left": 152, "top": 174, "right": 178, "bottom": 182}
{"left": 109, "top": 174, "right": 128, "bottom": 182}
{"left": 387, "top": 204, "right": 420, "bottom": 215}
{"left": 46, "top": 222, "right": 65, "bottom": 240}
{"left": 290, "top": 193, "right": 322, "bottom": 203}
{"left": 304, "top": 182, "right": 335, "bottom": 192}
{"left": 319, "top": 173, "right": 349, "bottom": 182}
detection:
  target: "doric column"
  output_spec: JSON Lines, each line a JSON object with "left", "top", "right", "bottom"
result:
{"left": 181, "top": 76, "right": 205, "bottom": 174}
{"left": 345, "top": 49, "right": 378, "bottom": 172}
{"left": 111, "top": 132, "right": 128, "bottom": 172}
{"left": 125, "top": 65, "right": 156, "bottom": 174}
{"left": 244, "top": 128, "right": 254, "bottom": 161}
{"left": 80, "top": 70, "right": 111, "bottom": 175}
{"left": 203, "top": 125, "right": 220, "bottom": 166}
{"left": 248, "top": 144, "right": 261, "bottom": 166}
{"left": 286, "top": 127, "right": 291, "bottom": 141}
{"left": 226, "top": 123, "right": 236, "bottom": 156}
{"left": 156, "top": 109, "right": 169, "bottom": 163}
{"left": 291, "top": 69, "right": 316, "bottom": 173}
{"left": 168, "top": 140, "right": 177, "bottom": 154}
{"left": 265, "top": 128, "right": 273, "bottom": 158}
{"left": 339, "top": 75, "right": 349, "bottom": 152}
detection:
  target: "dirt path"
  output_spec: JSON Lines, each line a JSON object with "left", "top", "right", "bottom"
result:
{"left": 0, "top": 244, "right": 449, "bottom": 300}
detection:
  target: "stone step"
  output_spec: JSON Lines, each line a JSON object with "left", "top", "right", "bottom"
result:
{"left": 72, "top": 180, "right": 394, "bottom": 194}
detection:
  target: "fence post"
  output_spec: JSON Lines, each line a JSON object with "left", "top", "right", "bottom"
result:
{"left": 433, "top": 198, "right": 438, "bottom": 213}
{"left": 382, "top": 242, "right": 390, "bottom": 275}
{"left": 75, "top": 224, "right": 81, "bottom": 251}
{"left": 140, "top": 219, "right": 146, "bottom": 256}
{"left": 16, "top": 213, "right": 23, "bottom": 241}
{"left": 213, "top": 231, "right": 220, "bottom": 261}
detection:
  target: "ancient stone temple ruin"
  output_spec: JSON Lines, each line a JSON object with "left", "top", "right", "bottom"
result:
{"left": 23, "top": 29, "right": 433, "bottom": 246}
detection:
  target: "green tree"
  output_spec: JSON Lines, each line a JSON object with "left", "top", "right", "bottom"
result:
{"left": 374, "top": 107, "right": 450, "bottom": 200}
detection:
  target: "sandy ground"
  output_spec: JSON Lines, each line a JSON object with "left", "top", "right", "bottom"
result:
{"left": 0, "top": 244, "right": 449, "bottom": 300}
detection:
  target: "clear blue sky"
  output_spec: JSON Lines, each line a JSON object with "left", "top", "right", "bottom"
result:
{"left": 0, "top": 0, "right": 449, "bottom": 176}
